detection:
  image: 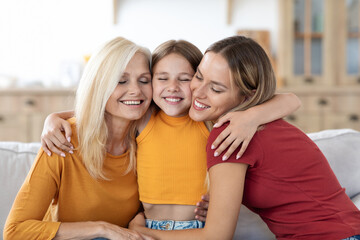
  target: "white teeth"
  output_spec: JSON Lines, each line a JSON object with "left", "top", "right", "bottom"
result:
{"left": 165, "top": 98, "right": 181, "bottom": 102}
{"left": 122, "top": 100, "right": 141, "bottom": 105}
{"left": 195, "top": 100, "right": 209, "bottom": 109}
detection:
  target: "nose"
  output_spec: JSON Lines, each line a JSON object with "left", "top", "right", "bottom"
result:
{"left": 192, "top": 81, "right": 206, "bottom": 99}
{"left": 167, "top": 80, "right": 180, "bottom": 92}
{"left": 128, "top": 81, "right": 141, "bottom": 96}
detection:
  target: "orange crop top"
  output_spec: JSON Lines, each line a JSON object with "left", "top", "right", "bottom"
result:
{"left": 136, "top": 110, "right": 209, "bottom": 205}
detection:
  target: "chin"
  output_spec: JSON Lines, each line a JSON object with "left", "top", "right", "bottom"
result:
{"left": 189, "top": 110, "right": 206, "bottom": 122}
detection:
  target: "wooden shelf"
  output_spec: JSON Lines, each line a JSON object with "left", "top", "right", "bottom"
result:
{"left": 294, "top": 32, "right": 323, "bottom": 39}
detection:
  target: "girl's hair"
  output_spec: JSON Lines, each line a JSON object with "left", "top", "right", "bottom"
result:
{"left": 151, "top": 39, "right": 203, "bottom": 72}
{"left": 206, "top": 35, "right": 276, "bottom": 112}
{"left": 75, "top": 37, "right": 151, "bottom": 179}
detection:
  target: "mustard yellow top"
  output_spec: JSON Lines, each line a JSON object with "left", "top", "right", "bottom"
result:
{"left": 136, "top": 110, "right": 209, "bottom": 205}
{"left": 4, "top": 118, "right": 140, "bottom": 240}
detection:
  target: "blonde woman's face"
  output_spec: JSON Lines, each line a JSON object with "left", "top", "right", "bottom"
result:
{"left": 152, "top": 53, "right": 194, "bottom": 117}
{"left": 105, "top": 53, "right": 152, "bottom": 121}
{"left": 189, "top": 52, "right": 243, "bottom": 122}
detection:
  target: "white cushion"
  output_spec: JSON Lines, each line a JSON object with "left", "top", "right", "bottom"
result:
{"left": 0, "top": 141, "right": 40, "bottom": 238}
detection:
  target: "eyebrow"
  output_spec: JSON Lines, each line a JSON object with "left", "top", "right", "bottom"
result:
{"left": 122, "top": 72, "right": 151, "bottom": 77}
{"left": 154, "top": 72, "right": 192, "bottom": 76}
{"left": 198, "top": 68, "right": 228, "bottom": 89}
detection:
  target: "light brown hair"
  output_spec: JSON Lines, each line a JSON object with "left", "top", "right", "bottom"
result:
{"left": 206, "top": 35, "right": 276, "bottom": 112}
{"left": 151, "top": 40, "right": 203, "bottom": 72}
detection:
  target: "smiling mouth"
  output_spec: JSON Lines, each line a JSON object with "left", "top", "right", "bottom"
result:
{"left": 194, "top": 99, "right": 210, "bottom": 109}
{"left": 164, "top": 97, "right": 183, "bottom": 103}
{"left": 120, "top": 100, "right": 143, "bottom": 105}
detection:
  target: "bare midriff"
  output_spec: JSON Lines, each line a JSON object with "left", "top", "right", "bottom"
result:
{"left": 142, "top": 202, "right": 197, "bottom": 221}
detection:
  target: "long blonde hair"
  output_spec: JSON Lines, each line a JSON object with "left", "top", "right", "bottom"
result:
{"left": 75, "top": 37, "right": 151, "bottom": 179}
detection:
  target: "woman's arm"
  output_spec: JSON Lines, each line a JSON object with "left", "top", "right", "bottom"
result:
{"left": 129, "top": 163, "right": 248, "bottom": 240}
{"left": 4, "top": 149, "right": 152, "bottom": 240}
{"left": 211, "top": 92, "right": 301, "bottom": 160}
{"left": 55, "top": 221, "right": 154, "bottom": 240}
{"left": 41, "top": 110, "right": 74, "bottom": 156}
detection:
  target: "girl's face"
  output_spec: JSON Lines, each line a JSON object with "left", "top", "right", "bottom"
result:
{"left": 152, "top": 53, "right": 194, "bottom": 117}
{"left": 189, "top": 52, "right": 244, "bottom": 122}
{"left": 105, "top": 53, "right": 152, "bottom": 121}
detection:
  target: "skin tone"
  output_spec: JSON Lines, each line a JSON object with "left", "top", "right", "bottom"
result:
{"left": 105, "top": 53, "right": 152, "bottom": 155}
{"left": 152, "top": 53, "right": 193, "bottom": 118}
{"left": 53, "top": 53, "right": 154, "bottom": 240}
{"left": 126, "top": 52, "right": 287, "bottom": 239}
{"left": 139, "top": 53, "right": 203, "bottom": 221}
{"left": 40, "top": 47, "right": 301, "bottom": 228}
{"left": 189, "top": 52, "right": 244, "bottom": 122}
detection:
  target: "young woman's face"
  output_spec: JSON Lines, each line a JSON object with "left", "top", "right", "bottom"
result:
{"left": 189, "top": 52, "right": 244, "bottom": 122}
{"left": 152, "top": 53, "right": 194, "bottom": 117}
{"left": 105, "top": 52, "right": 152, "bottom": 121}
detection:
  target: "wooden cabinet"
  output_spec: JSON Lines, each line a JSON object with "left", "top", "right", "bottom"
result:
{"left": 281, "top": 87, "right": 360, "bottom": 132}
{"left": 0, "top": 88, "right": 75, "bottom": 142}
{"left": 278, "top": 0, "right": 360, "bottom": 133}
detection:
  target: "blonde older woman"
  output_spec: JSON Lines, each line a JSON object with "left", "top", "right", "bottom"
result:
{"left": 4, "top": 37, "right": 154, "bottom": 240}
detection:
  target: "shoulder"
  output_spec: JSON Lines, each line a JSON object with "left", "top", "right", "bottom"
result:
{"left": 136, "top": 110, "right": 157, "bottom": 143}
{"left": 30, "top": 147, "right": 64, "bottom": 181}
{"left": 207, "top": 122, "right": 264, "bottom": 169}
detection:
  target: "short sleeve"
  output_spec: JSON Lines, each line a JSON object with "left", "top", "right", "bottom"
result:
{"left": 206, "top": 123, "right": 263, "bottom": 170}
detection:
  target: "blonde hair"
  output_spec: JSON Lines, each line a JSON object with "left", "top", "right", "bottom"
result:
{"left": 75, "top": 37, "right": 151, "bottom": 179}
{"left": 206, "top": 36, "right": 276, "bottom": 112}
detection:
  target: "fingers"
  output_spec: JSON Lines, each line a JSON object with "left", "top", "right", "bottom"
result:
{"left": 222, "top": 138, "right": 244, "bottom": 161}
{"left": 62, "top": 121, "right": 73, "bottom": 143}
{"left": 236, "top": 138, "right": 250, "bottom": 159}
{"left": 213, "top": 113, "right": 232, "bottom": 128}
{"left": 201, "top": 194, "right": 210, "bottom": 202}
{"left": 142, "top": 235, "right": 155, "bottom": 240}
{"left": 43, "top": 137, "right": 66, "bottom": 157}
{"left": 214, "top": 134, "right": 236, "bottom": 160}
{"left": 195, "top": 194, "right": 209, "bottom": 221}
{"left": 196, "top": 199, "right": 209, "bottom": 210}
{"left": 41, "top": 139, "right": 52, "bottom": 156}
{"left": 211, "top": 128, "right": 230, "bottom": 154}
{"left": 194, "top": 209, "right": 207, "bottom": 222}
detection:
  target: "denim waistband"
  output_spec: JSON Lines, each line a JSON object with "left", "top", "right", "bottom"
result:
{"left": 146, "top": 219, "right": 205, "bottom": 230}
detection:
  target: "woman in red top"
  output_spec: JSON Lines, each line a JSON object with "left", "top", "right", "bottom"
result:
{"left": 129, "top": 36, "right": 360, "bottom": 239}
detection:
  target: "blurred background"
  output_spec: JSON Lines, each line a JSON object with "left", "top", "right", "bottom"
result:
{"left": 0, "top": 0, "right": 359, "bottom": 142}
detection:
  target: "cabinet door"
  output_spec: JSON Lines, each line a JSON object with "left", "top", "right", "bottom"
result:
{"left": 0, "top": 114, "right": 28, "bottom": 142}
{"left": 279, "top": 0, "right": 335, "bottom": 86}
{"left": 323, "top": 112, "right": 360, "bottom": 130}
{"left": 284, "top": 112, "right": 322, "bottom": 133}
{"left": 337, "top": 0, "right": 360, "bottom": 86}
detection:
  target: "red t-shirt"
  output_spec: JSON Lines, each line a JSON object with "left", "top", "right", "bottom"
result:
{"left": 207, "top": 119, "right": 360, "bottom": 240}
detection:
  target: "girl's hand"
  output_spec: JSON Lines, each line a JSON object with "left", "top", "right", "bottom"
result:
{"left": 211, "top": 111, "right": 258, "bottom": 160}
{"left": 41, "top": 113, "right": 73, "bottom": 157}
{"left": 100, "top": 221, "right": 153, "bottom": 240}
{"left": 195, "top": 194, "right": 209, "bottom": 222}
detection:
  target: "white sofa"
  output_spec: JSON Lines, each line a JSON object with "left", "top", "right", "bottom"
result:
{"left": 1, "top": 129, "right": 360, "bottom": 240}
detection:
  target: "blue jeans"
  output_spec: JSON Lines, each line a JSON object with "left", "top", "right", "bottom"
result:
{"left": 343, "top": 235, "right": 360, "bottom": 240}
{"left": 146, "top": 219, "right": 204, "bottom": 230}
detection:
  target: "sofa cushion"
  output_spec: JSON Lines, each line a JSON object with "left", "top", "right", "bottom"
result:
{"left": 0, "top": 141, "right": 41, "bottom": 238}
{"left": 308, "top": 128, "right": 360, "bottom": 199}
